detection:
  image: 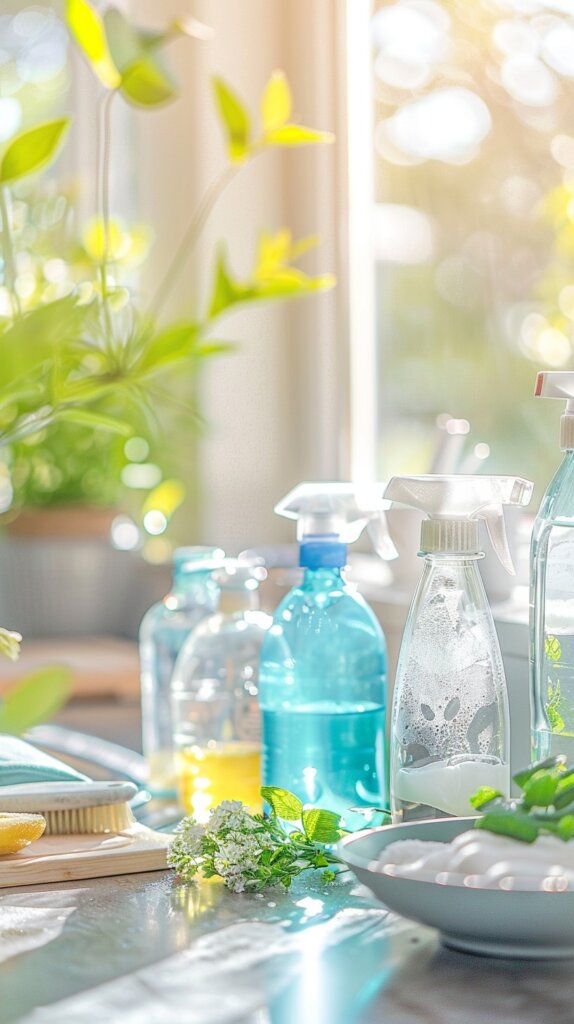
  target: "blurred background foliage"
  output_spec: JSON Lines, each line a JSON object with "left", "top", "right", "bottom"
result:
{"left": 0, "top": 1, "right": 334, "bottom": 559}
{"left": 372, "top": 0, "right": 574, "bottom": 494}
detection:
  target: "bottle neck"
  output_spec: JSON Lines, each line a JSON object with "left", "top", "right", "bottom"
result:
{"left": 218, "top": 589, "right": 260, "bottom": 615}
{"left": 419, "top": 552, "right": 485, "bottom": 564}
{"left": 172, "top": 567, "right": 213, "bottom": 594}
{"left": 302, "top": 566, "right": 344, "bottom": 589}
{"left": 414, "top": 553, "right": 491, "bottom": 618}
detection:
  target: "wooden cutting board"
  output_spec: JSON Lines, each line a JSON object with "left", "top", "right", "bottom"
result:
{"left": 0, "top": 825, "right": 170, "bottom": 888}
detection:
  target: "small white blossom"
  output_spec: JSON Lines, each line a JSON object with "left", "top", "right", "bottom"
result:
{"left": 168, "top": 816, "right": 205, "bottom": 876}
{"left": 207, "top": 800, "right": 258, "bottom": 833}
{"left": 0, "top": 628, "right": 22, "bottom": 662}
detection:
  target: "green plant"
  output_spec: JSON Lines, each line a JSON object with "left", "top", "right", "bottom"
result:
{"left": 0, "top": 1, "right": 334, "bottom": 531}
{"left": 471, "top": 755, "right": 574, "bottom": 843}
{"left": 0, "top": 2, "right": 334, "bottom": 726}
{"left": 168, "top": 786, "right": 347, "bottom": 893}
{"left": 0, "top": 666, "right": 72, "bottom": 734}
{"left": 0, "top": 629, "right": 71, "bottom": 734}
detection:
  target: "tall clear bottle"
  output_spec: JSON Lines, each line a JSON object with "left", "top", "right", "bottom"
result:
{"left": 139, "top": 546, "right": 224, "bottom": 795}
{"left": 171, "top": 562, "right": 271, "bottom": 820}
{"left": 258, "top": 483, "right": 396, "bottom": 828}
{"left": 531, "top": 371, "right": 574, "bottom": 762}
{"left": 386, "top": 475, "right": 533, "bottom": 822}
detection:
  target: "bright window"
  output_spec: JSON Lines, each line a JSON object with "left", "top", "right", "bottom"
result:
{"left": 349, "top": 0, "right": 574, "bottom": 491}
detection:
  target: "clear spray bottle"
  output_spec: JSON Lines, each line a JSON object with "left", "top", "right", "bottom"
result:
{"left": 385, "top": 475, "right": 533, "bottom": 822}
{"left": 531, "top": 371, "right": 574, "bottom": 762}
{"left": 258, "top": 483, "right": 396, "bottom": 828}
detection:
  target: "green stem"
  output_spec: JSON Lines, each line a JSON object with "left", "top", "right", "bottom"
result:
{"left": 148, "top": 163, "right": 239, "bottom": 320}
{"left": 0, "top": 186, "right": 22, "bottom": 318}
{"left": 98, "top": 90, "right": 115, "bottom": 349}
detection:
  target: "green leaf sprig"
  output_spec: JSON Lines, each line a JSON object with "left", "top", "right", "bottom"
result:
{"left": 471, "top": 756, "right": 574, "bottom": 844}
{"left": 168, "top": 786, "right": 348, "bottom": 893}
{"left": 0, "top": 667, "right": 72, "bottom": 735}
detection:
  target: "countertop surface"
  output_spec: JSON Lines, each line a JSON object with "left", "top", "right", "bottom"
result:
{"left": 1, "top": 867, "right": 573, "bottom": 1024}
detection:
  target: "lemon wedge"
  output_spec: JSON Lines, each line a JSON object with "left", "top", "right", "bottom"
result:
{"left": 0, "top": 812, "right": 46, "bottom": 854}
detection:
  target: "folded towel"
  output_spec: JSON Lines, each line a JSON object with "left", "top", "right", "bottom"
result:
{"left": 0, "top": 736, "right": 90, "bottom": 786}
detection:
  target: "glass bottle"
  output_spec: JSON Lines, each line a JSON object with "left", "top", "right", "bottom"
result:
{"left": 171, "top": 562, "right": 270, "bottom": 821}
{"left": 259, "top": 564, "right": 388, "bottom": 830}
{"left": 391, "top": 554, "right": 510, "bottom": 822}
{"left": 531, "top": 450, "right": 574, "bottom": 761}
{"left": 139, "top": 546, "right": 224, "bottom": 795}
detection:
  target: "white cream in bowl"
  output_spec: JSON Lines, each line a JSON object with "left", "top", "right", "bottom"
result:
{"left": 378, "top": 830, "right": 574, "bottom": 891}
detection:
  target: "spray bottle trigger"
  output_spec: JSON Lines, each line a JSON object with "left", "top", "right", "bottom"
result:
{"left": 367, "top": 517, "right": 398, "bottom": 561}
{"left": 482, "top": 507, "right": 515, "bottom": 576}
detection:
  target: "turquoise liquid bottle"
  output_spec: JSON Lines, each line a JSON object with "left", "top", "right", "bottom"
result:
{"left": 258, "top": 483, "right": 394, "bottom": 828}
{"left": 531, "top": 371, "right": 574, "bottom": 762}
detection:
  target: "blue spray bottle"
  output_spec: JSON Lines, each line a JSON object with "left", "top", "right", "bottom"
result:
{"left": 258, "top": 483, "right": 396, "bottom": 827}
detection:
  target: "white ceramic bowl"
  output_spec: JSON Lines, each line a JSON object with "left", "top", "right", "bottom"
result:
{"left": 340, "top": 817, "right": 574, "bottom": 959}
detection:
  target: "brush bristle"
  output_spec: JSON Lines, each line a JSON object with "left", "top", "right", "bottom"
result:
{"left": 42, "top": 802, "right": 135, "bottom": 835}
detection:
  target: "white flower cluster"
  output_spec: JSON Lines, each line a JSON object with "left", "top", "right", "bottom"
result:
{"left": 213, "top": 829, "right": 275, "bottom": 893}
{"left": 168, "top": 816, "right": 205, "bottom": 875}
{"left": 207, "top": 800, "right": 259, "bottom": 833}
{"left": 168, "top": 799, "right": 284, "bottom": 892}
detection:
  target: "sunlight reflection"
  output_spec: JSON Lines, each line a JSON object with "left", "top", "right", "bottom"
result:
{"left": 383, "top": 87, "right": 492, "bottom": 163}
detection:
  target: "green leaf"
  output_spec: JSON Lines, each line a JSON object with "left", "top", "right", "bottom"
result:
{"left": 261, "top": 786, "right": 303, "bottom": 822}
{"left": 545, "top": 635, "right": 562, "bottom": 662}
{"left": 135, "top": 323, "right": 200, "bottom": 376}
{"left": 208, "top": 243, "right": 335, "bottom": 320}
{"left": 103, "top": 7, "right": 141, "bottom": 72}
{"left": 261, "top": 71, "right": 291, "bottom": 134}
{"left": 522, "top": 771, "right": 560, "bottom": 808}
{"left": 55, "top": 408, "right": 133, "bottom": 435}
{"left": 554, "top": 778, "right": 574, "bottom": 809}
{"left": 0, "top": 667, "right": 72, "bottom": 735}
{"left": 474, "top": 812, "right": 540, "bottom": 844}
{"left": 548, "top": 704, "right": 565, "bottom": 734}
{"left": 212, "top": 77, "right": 251, "bottom": 162}
{"left": 255, "top": 269, "right": 335, "bottom": 299}
{"left": 302, "top": 808, "right": 342, "bottom": 843}
{"left": 0, "top": 384, "right": 44, "bottom": 414}
{"left": 209, "top": 248, "right": 245, "bottom": 318}
{"left": 0, "top": 119, "right": 70, "bottom": 185}
{"left": 264, "top": 124, "right": 334, "bottom": 147}
{"left": 121, "top": 58, "right": 177, "bottom": 107}
{"left": 197, "top": 341, "right": 238, "bottom": 357}
{"left": 102, "top": 8, "right": 177, "bottom": 106}
{"left": 469, "top": 786, "right": 504, "bottom": 810}
{"left": 513, "top": 756, "right": 566, "bottom": 790}
{"left": 557, "top": 815, "right": 574, "bottom": 841}
{"left": 65, "top": 0, "right": 120, "bottom": 88}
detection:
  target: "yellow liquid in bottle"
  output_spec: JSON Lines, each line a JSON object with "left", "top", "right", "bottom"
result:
{"left": 176, "top": 743, "right": 262, "bottom": 822}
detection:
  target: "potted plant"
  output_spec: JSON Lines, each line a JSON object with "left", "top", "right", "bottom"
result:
{"left": 0, "top": 0, "right": 335, "bottom": 637}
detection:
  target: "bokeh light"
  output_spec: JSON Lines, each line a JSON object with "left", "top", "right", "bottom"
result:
{"left": 111, "top": 515, "right": 141, "bottom": 551}
{"left": 381, "top": 87, "right": 492, "bottom": 163}
{"left": 143, "top": 510, "right": 168, "bottom": 536}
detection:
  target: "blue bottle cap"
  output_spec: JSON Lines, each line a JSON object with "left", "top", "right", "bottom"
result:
{"left": 299, "top": 538, "right": 347, "bottom": 569}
